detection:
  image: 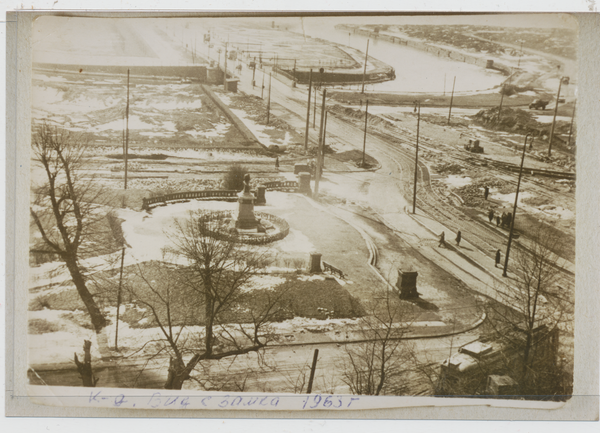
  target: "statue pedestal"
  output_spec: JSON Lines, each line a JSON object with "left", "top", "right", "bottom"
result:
{"left": 235, "top": 190, "right": 258, "bottom": 230}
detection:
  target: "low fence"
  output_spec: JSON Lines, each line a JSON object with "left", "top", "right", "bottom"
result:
{"left": 262, "top": 180, "right": 299, "bottom": 191}
{"left": 142, "top": 182, "right": 301, "bottom": 210}
{"left": 34, "top": 63, "right": 209, "bottom": 81}
{"left": 322, "top": 261, "right": 345, "bottom": 279}
{"left": 142, "top": 190, "right": 239, "bottom": 210}
{"left": 197, "top": 210, "right": 290, "bottom": 245}
{"left": 279, "top": 66, "right": 396, "bottom": 86}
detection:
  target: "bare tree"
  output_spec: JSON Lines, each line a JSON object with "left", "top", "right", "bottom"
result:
{"left": 340, "top": 290, "right": 415, "bottom": 396}
{"left": 487, "top": 223, "right": 571, "bottom": 397}
{"left": 124, "top": 212, "right": 290, "bottom": 389}
{"left": 30, "top": 123, "right": 113, "bottom": 355}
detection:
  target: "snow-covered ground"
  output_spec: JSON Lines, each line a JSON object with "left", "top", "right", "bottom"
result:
{"left": 442, "top": 175, "right": 472, "bottom": 188}
{"left": 491, "top": 190, "right": 575, "bottom": 221}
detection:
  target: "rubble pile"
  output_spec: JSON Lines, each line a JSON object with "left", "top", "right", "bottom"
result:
{"left": 455, "top": 178, "right": 509, "bottom": 208}
{"left": 433, "top": 162, "right": 465, "bottom": 175}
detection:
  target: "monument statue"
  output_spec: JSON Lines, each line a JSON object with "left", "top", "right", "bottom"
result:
{"left": 243, "top": 173, "right": 251, "bottom": 193}
{"left": 235, "top": 173, "right": 257, "bottom": 230}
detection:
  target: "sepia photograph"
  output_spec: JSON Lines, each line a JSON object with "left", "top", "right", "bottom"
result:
{"left": 6, "top": 10, "right": 597, "bottom": 418}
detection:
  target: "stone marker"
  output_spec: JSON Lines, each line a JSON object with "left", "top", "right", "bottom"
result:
{"left": 397, "top": 270, "right": 419, "bottom": 299}
{"left": 256, "top": 185, "right": 266, "bottom": 206}
{"left": 309, "top": 253, "right": 322, "bottom": 273}
{"left": 298, "top": 172, "right": 312, "bottom": 196}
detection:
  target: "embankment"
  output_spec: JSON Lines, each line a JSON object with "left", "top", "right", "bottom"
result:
{"left": 199, "top": 84, "right": 266, "bottom": 150}
{"left": 335, "top": 24, "right": 512, "bottom": 76}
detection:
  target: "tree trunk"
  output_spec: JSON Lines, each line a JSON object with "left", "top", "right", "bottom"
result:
{"left": 74, "top": 340, "right": 98, "bottom": 387}
{"left": 164, "top": 356, "right": 187, "bottom": 390}
{"left": 164, "top": 354, "right": 202, "bottom": 390}
{"left": 64, "top": 256, "right": 111, "bottom": 357}
{"left": 205, "top": 298, "right": 214, "bottom": 356}
{"left": 65, "top": 256, "right": 107, "bottom": 331}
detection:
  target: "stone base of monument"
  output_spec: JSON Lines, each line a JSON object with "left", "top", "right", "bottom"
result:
{"left": 236, "top": 191, "right": 258, "bottom": 230}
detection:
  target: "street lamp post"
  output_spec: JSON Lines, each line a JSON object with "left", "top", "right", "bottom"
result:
{"left": 412, "top": 101, "right": 421, "bottom": 214}
{"left": 503, "top": 133, "right": 533, "bottom": 277}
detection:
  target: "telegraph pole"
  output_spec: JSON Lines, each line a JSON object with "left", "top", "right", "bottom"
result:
{"left": 314, "top": 89, "right": 327, "bottom": 198}
{"left": 361, "top": 99, "right": 369, "bottom": 167}
{"left": 252, "top": 56, "right": 256, "bottom": 87}
{"left": 304, "top": 69, "right": 313, "bottom": 152}
{"left": 503, "top": 134, "right": 532, "bottom": 277}
{"left": 497, "top": 69, "right": 512, "bottom": 125}
{"left": 223, "top": 42, "right": 228, "bottom": 91}
{"left": 568, "top": 102, "right": 576, "bottom": 147}
{"left": 412, "top": 101, "right": 420, "bottom": 214}
{"left": 313, "top": 86, "right": 317, "bottom": 128}
{"left": 548, "top": 76, "right": 565, "bottom": 156}
{"left": 114, "top": 246, "right": 125, "bottom": 351}
{"left": 124, "top": 69, "right": 130, "bottom": 190}
{"left": 266, "top": 72, "right": 272, "bottom": 124}
{"left": 306, "top": 349, "right": 319, "bottom": 394}
{"left": 361, "top": 39, "right": 370, "bottom": 94}
{"left": 448, "top": 76, "right": 456, "bottom": 124}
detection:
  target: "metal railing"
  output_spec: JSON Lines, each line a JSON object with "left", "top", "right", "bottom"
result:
{"left": 142, "top": 190, "right": 239, "bottom": 210}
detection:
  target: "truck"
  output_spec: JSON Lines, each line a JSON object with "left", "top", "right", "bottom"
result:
{"left": 464, "top": 139, "right": 484, "bottom": 154}
{"left": 529, "top": 99, "right": 549, "bottom": 110}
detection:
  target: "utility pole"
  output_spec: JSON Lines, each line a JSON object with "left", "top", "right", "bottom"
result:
{"left": 568, "top": 102, "right": 576, "bottom": 147}
{"left": 266, "top": 72, "right": 272, "bottom": 124}
{"left": 293, "top": 59, "right": 297, "bottom": 80}
{"left": 322, "top": 110, "right": 328, "bottom": 153}
{"left": 361, "top": 39, "right": 370, "bottom": 94}
{"left": 412, "top": 101, "right": 421, "bottom": 214}
{"left": 304, "top": 69, "right": 313, "bottom": 152}
{"left": 497, "top": 69, "right": 512, "bottom": 125}
{"left": 503, "top": 134, "right": 532, "bottom": 277}
{"left": 223, "top": 42, "right": 228, "bottom": 91}
{"left": 124, "top": 69, "right": 130, "bottom": 190}
{"left": 448, "top": 76, "right": 456, "bottom": 124}
{"left": 252, "top": 57, "right": 256, "bottom": 88}
{"left": 548, "top": 76, "right": 565, "bottom": 156}
{"left": 314, "top": 89, "right": 327, "bottom": 198}
{"left": 313, "top": 86, "right": 317, "bottom": 128}
{"left": 361, "top": 99, "right": 369, "bottom": 167}
{"left": 518, "top": 40, "right": 523, "bottom": 68}
{"left": 261, "top": 72, "right": 265, "bottom": 99}
{"left": 114, "top": 246, "right": 125, "bottom": 350}
{"left": 306, "top": 349, "right": 319, "bottom": 394}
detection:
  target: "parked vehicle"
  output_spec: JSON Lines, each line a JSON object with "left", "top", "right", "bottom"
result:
{"left": 529, "top": 99, "right": 549, "bottom": 110}
{"left": 464, "top": 139, "right": 484, "bottom": 154}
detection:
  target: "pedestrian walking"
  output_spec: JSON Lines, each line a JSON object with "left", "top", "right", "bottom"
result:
{"left": 484, "top": 186, "right": 489, "bottom": 200}
{"left": 507, "top": 212, "right": 513, "bottom": 228}
{"left": 488, "top": 209, "right": 494, "bottom": 223}
{"left": 501, "top": 212, "right": 507, "bottom": 228}
{"left": 455, "top": 230, "right": 462, "bottom": 246}
{"left": 495, "top": 249, "right": 501, "bottom": 268}
{"left": 438, "top": 231, "right": 446, "bottom": 248}
{"left": 496, "top": 215, "right": 501, "bottom": 227}
{"left": 275, "top": 156, "right": 280, "bottom": 169}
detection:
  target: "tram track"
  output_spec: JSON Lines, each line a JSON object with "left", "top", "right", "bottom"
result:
{"left": 264, "top": 80, "right": 575, "bottom": 282}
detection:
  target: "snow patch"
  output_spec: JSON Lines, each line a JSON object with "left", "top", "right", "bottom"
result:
{"left": 443, "top": 175, "right": 472, "bottom": 188}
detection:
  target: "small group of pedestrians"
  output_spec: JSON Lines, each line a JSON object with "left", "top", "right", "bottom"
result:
{"left": 438, "top": 230, "right": 462, "bottom": 248}
{"left": 488, "top": 208, "right": 513, "bottom": 229}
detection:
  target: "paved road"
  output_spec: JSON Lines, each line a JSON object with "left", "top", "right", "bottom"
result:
{"left": 234, "top": 65, "right": 574, "bottom": 302}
